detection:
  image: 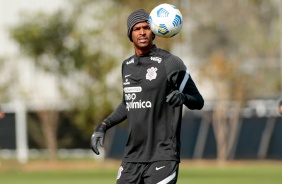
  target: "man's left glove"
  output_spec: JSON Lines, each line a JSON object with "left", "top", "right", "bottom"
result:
{"left": 91, "top": 122, "right": 107, "bottom": 155}
{"left": 166, "top": 90, "right": 187, "bottom": 107}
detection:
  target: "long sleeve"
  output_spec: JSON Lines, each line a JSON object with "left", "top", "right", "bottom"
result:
{"left": 165, "top": 55, "right": 204, "bottom": 110}
{"left": 181, "top": 75, "right": 204, "bottom": 110}
{"left": 104, "top": 102, "right": 127, "bottom": 130}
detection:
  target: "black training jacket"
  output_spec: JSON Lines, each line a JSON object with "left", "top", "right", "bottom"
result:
{"left": 105, "top": 44, "right": 204, "bottom": 163}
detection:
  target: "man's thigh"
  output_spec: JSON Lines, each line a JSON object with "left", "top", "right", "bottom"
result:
{"left": 143, "top": 161, "right": 179, "bottom": 184}
{"left": 116, "top": 162, "right": 145, "bottom": 184}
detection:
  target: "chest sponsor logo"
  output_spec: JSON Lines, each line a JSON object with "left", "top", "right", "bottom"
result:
{"left": 146, "top": 67, "right": 158, "bottom": 81}
{"left": 124, "top": 86, "right": 142, "bottom": 93}
{"left": 125, "top": 93, "right": 152, "bottom": 111}
{"left": 150, "top": 56, "right": 162, "bottom": 63}
{"left": 126, "top": 58, "right": 134, "bottom": 65}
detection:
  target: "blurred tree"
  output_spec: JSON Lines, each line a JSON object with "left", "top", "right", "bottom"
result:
{"left": 10, "top": 0, "right": 124, "bottom": 159}
{"left": 0, "top": 57, "right": 17, "bottom": 102}
{"left": 190, "top": 0, "right": 280, "bottom": 161}
{"left": 10, "top": 0, "right": 183, "bottom": 159}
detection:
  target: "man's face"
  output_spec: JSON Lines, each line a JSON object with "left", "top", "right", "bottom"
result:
{"left": 131, "top": 22, "right": 154, "bottom": 49}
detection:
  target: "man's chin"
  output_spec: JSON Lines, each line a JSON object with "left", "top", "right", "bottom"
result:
{"left": 139, "top": 44, "right": 149, "bottom": 48}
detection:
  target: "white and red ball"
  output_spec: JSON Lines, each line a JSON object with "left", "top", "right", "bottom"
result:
{"left": 149, "top": 3, "right": 183, "bottom": 38}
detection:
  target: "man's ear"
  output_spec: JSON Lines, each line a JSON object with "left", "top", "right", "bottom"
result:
{"left": 152, "top": 33, "right": 155, "bottom": 40}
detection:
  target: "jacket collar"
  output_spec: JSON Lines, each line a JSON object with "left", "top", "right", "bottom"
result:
{"left": 136, "top": 44, "right": 158, "bottom": 57}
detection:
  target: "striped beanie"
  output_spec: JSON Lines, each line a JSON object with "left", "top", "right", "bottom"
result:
{"left": 127, "top": 9, "right": 149, "bottom": 42}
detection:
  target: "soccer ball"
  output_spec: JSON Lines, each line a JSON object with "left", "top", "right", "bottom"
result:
{"left": 148, "top": 3, "right": 183, "bottom": 38}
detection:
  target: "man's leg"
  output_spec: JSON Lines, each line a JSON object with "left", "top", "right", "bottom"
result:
{"left": 116, "top": 161, "right": 145, "bottom": 184}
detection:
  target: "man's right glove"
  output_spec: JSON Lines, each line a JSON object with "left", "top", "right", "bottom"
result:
{"left": 91, "top": 122, "right": 107, "bottom": 155}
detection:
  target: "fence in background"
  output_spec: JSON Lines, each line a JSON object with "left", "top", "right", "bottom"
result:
{"left": 108, "top": 100, "right": 282, "bottom": 160}
{"left": 0, "top": 100, "right": 281, "bottom": 161}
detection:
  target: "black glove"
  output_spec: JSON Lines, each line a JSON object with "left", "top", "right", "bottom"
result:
{"left": 91, "top": 122, "right": 107, "bottom": 155}
{"left": 166, "top": 90, "right": 187, "bottom": 107}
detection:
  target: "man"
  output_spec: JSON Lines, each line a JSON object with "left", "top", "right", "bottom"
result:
{"left": 0, "top": 107, "right": 4, "bottom": 120}
{"left": 91, "top": 9, "right": 204, "bottom": 184}
{"left": 279, "top": 99, "right": 282, "bottom": 116}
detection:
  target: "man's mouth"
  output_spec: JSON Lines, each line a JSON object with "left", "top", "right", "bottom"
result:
{"left": 139, "top": 38, "right": 148, "bottom": 43}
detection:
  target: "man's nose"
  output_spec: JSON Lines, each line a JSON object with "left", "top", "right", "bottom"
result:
{"left": 140, "top": 28, "right": 146, "bottom": 34}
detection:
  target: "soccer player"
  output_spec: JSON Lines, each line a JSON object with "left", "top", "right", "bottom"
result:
{"left": 0, "top": 107, "right": 4, "bottom": 119}
{"left": 91, "top": 9, "right": 204, "bottom": 184}
{"left": 279, "top": 99, "right": 282, "bottom": 115}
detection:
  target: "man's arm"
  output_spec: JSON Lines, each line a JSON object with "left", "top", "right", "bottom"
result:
{"left": 181, "top": 72, "right": 204, "bottom": 109}
{"left": 103, "top": 102, "right": 127, "bottom": 129}
{"left": 91, "top": 102, "right": 127, "bottom": 155}
{"left": 165, "top": 55, "right": 204, "bottom": 109}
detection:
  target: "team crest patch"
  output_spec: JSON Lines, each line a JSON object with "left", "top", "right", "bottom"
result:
{"left": 116, "top": 166, "right": 123, "bottom": 180}
{"left": 146, "top": 67, "right": 158, "bottom": 81}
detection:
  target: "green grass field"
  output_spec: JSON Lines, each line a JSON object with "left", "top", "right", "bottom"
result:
{"left": 0, "top": 159, "right": 282, "bottom": 184}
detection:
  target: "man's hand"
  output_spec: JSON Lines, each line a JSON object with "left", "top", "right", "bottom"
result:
{"left": 91, "top": 122, "right": 107, "bottom": 155}
{"left": 166, "top": 90, "right": 187, "bottom": 107}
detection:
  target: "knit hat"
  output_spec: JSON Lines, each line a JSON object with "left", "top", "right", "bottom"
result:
{"left": 127, "top": 9, "right": 149, "bottom": 42}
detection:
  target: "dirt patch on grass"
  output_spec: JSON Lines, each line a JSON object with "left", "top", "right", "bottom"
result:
{"left": 0, "top": 159, "right": 121, "bottom": 172}
{"left": 1, "top": 159, "right": 282, "bottom": 172}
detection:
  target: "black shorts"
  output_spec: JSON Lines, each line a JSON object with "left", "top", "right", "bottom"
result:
{"left": 116, "top": 160, "right": 179, "bottom": 184}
